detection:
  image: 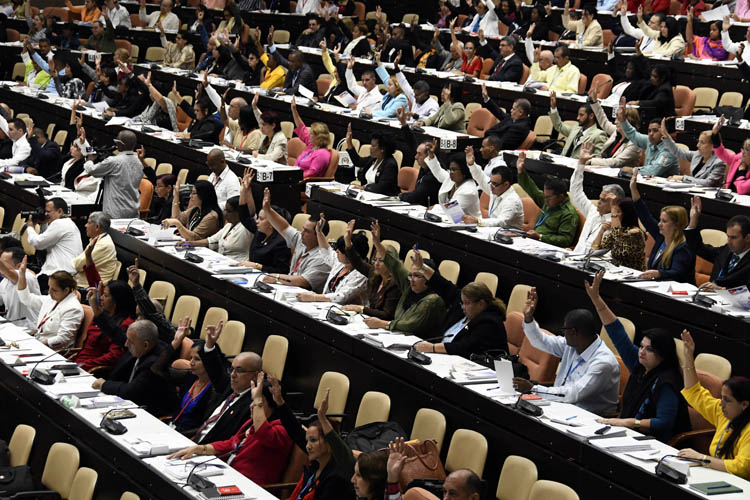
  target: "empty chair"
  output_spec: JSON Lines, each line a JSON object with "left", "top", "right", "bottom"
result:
{"left": 148, "top": 281, "right": 176, "bottom": 319}
{"left": 403, "top": 488, "right": 440, "bottom": 500}
{"left": 404, "top": 248, "right": 430, "bottom": 267}
{"left": 718, "top": 91, "right": 743, "bottom": 108}
{"left": 41, "top": 443, "right": 80, "bottom": 499}
{"left": 262, "top": 334, "right": 289, "bottom": 380}
{"left": 120, "top": 493, "right": 140, "bottom": 500}
{"left": 217, "top": 320, "right": 245, "bottom": 358}
{"left": 68, "top": 467, "right": 98, "bottom": 500}
{"left": 693, "top": 87, "right": 719, "bottom": 112}
{"left": 438, "top": 260, "right": 460, "bottom": 285}
{"left": 170, "top": 295, "right": 200, "bottom": 325}
{"left": 313, "top": 371, "right": 350, "bottom": 420}
{"left": 533, "top": 115, "right": 553, "bottom": 142}
{"left": 8, "top": 424, "right": 36, "bottom": 467}
{"left": 694, "top": 353, "right": 731, "bottom": 380}
{"left": 199, "top": 306, "right": 229, "bottom": 339}
{"left": 177, "top": 168, "right": 188, "bottom": 185}
{"left": 528, "top": 480, "right": 578, "bottom": 500}
{"left": 54, "top": 130, "right": 68, "bottom": 147}
{"left": 496, "top": 455, "right": 537, "bottom": 500}
{"left": 444, "top": 429, "right": 488, "bottom": 477}
{"left": 354, "top": 391, "right": 391, "bottom": 427}
{"left": 410, "top": 408, "right": 447, "bottom": 452}
{"left": 145, "top": 46, "right": 166, "bottom": 62}
{"left": 273, "top": 29, "right": 290, "bottom": 44}
{"left": 474, "top": 272, "right": 498, "bottom": 297}
{"left": 466, "top": 108, "right": 498, "bottom": 138}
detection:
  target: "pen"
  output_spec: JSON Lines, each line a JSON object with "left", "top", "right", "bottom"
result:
{"left": 485, "top": 386, "right": 500, "bottom": 391}
{"left": 707, "top": 485, "right": 730, "bottom": 490}
{"left": 565, "top": 416, "right": 577, "bottom": 421}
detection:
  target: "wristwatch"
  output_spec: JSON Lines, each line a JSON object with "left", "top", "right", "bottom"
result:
{"left": 634, "top": 419, "right": 641, "bottom": 430}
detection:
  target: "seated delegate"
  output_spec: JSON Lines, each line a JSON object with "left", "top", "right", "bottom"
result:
{"left": 425, "top": 145, "right": 481, "bottom": 219}
{"left": 347, "top": 126, "right": 399, "bottom": 196}
{"left": 592, "top": 197, "right": 646, "bottom": 271}
{"left": 163, "top": 180, "right": 223, "bottom": 241}
{"left": 177, "top": 196, "right": 253, "bottom": 262}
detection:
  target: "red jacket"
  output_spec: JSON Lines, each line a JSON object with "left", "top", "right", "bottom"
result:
{"left": 211, "top": 418, "right": 293, "bottom": 485}
{"left": 74, "top": 317, "right": 131, "bottom": 371}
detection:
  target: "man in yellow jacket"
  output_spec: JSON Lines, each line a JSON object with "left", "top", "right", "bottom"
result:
{"left": 531, "top": 44, "right": 580, "bottom": 94}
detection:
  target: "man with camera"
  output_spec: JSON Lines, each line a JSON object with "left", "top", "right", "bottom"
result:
{"left": 83, "top": 130, "right": 143, "bottom": 218}
{"left": 25, "top": 198, "right": 83, "bottom": 294}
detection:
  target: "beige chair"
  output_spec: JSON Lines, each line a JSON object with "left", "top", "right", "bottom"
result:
{"left": 46, "top": 123, "right": 56, "bottom": 140}
{"left": 145, "top": 46, "right": 166, "bottom": 62}
{"left": 313, "top": 371, "right": 350, "bottom": 421}
{"left": 718, "top": 91, "right": 743, "bottom": 108}
{"left": 273, "top": 29, "right": 290, "bottom": 44}
{"left": 404, "top": 248, "right": 430, "bottom": 267}
{"left": 674, "top": 338, "right": 685, "bottom": 369}
{"left": 381, "top": 239, "right": 401, "bottom": 256}
{"left": 262, "top": 334, "right": 289, "bottom": 380}
{"left": 218, "top": 320, "right": 245, "bottom": 358}
{"left": 507, "top": 284, "right": 532, "bottom": 315}
{"left": 496, "top": 455, "right": 537, "bottom": 500}
{"left": 695, "top": 353, "right": 732, "bottom": 380}
{"left": 438, "top": 260, "right": 460, "bottom": 284}
{"left": 533, "top": 115, "right": 554, "bottom": 142}
{"left": 401, "top": 13, "right": 419, "bottom": 24}
{"left": 281, "top": 121, "right": 295, "bottom": 140}
{"left": 599, "top": 317, "right": 635, "bottom": 355}
{"left": 8, "top": 424, "right": 35, "bottom": 467}
{"left": 444, "top": 429, "right": 488, "bottom": 476}
{"left": 177, "top": 168, "right": 189, "bottom": 185}
{"left": 199, "top": 306, "right": 229, "bottom": 339}
{"left": 54, "top": 130, "right": 68, "bottom": 147}
{"left": 148, "top": 281, "right": 176, "bottom": 319}
{"left": 130, "top": 45, "right": 139, "bottom": 61}
{"left": 354, "top": 391, "right": 391, "bottom": 428}
{"left": 693, "top": 87, "right": 719, "bottom": 112}
{"left": 196, "top": 174, "right": 209, "bottom": 182}
{"left": 155, "top": 163, "right": 173, "bottom": 176}
{"left": 474, "top": 272, "right": 498, "bottom": 297}
{"left": 69, "top": 467, "right": 98, "bottom": 500}
{"left": 0, "top": 206, "right": 4, "bottom": 229}
{"left": 11, "top": 213, "right": 24, "bottom": 235}
{"left": 393, "top": 150, "right": 403, "bottom": 168}
{"left": 528, "top": 480, "right": 578, "bottom": 500}
{"left": 41, "top": 443, "right": 80, "bottom": 499}
{"left": 143, "top": 157, "right": 157, "bottom": 170}
{"left": 12, "top": 62, "right": 26, "bottom": 81}
{"left": 170, "top": 295, "right": 201, "bottom": 325}
{"left": 701, "top": 228, "right": 728, "bottom": 247}
{"left": 120, "top": 493, "right": 140, "bottom": 500}
{"left": 292, "top": 213, "right": 311, "bottom": 232}
{"left": 326, "top": 220, "right": 348, "bottom": 242}
{"left": 464, "top": 102, "right": 482, "bottom": 123}
{"left": 410, "top": 408, "right": 447, "bottom": 452}
{"left": 359, "top": 144, "right": 371, "bottom": 158}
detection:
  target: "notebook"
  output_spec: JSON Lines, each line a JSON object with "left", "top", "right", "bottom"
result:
{"left": 199, "top": 485, "right": 245, "bottom": 499}
{"left": 689, "top": 481, "right": 743, "bottom": 495}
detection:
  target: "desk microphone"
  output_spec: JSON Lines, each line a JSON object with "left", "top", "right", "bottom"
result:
{"left": 407, "top": 336, "right": 445, "bottom": 365}
{"left": 579, "top": 248, "right": 609, "bottom": 273}
{"left": 29, "top": 351, "right": 59, "bottom": 385}
{"left": 186, "top": 449, "right": 233, "bottom": 491}
{"left": 99, "top": 405, "right": 146, "bottom": 435}
{"left": 532, "top": 387, "right": 565, "bottom": 398}
{"left": 253, "top": 273, "right": 290, "bottom": 294}
{"left": 692, "top": 286, "right": 716, "bottom": 308}
{"left": 124, "top": 219, "right": 146, "bottom": 237}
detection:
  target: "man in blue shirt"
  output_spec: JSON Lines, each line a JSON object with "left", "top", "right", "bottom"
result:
{"left": 618, "top": 102, "right": 678, "bottom": 177}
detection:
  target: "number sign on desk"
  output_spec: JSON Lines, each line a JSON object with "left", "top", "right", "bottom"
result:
{"left": 255, "top": 169, "right": 274, "bottom": 182}
{"left": 440, "top": 137, "right": 458, "bottom": 150}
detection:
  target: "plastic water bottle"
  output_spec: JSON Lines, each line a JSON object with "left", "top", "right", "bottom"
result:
{"left": 576, "top": 33, "right": 583, "bottom": 48}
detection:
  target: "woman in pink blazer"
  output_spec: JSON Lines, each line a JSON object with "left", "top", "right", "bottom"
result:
{"left": 291, "top": 97, "right": 331, "bottom": 178}
{"left": 712, "top": 116, "right": 750, "bottom": 194}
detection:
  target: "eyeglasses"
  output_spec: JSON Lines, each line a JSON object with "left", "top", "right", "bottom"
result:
{"left": 407, "top": 274, "right": 426, "bottom": 281}
{"left": 490, "top": 181, "right": 504, "bottom": 188}
{"left": 230, "top": 366, "right": 257, "bottom": 374}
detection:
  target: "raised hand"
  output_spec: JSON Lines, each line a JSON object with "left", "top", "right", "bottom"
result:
{"left": 660, "top": 117, "right": 669, "bottom": 138}
{"left": 588, "top": 82, "right": 599, "bottom": 101}
{"left": 523, "top": 287, "right": 538, "bottom": 322}
{"left": 386, "top": 438, "right": 408, "bottom": 483}
{"left": 241, "top": 167, "right": 255, "bottom": 190}
{"left": 516, "top": 151, "right": 526, "bottom": 174}
{"left": 712, "top": 114, "right": 725, "bottom": 135}
{"left": 315, "top": 213, "right": 326, "bottom": 234}
{"left": 317, "top": 388, "right": 330, "bottom": 420}
{"left": 578, "top": 141, "right": 594, "bottom": 165}
{"left": 636, "top": 5, "right": 643, "bottom": 24}
{"left": 268, "top": 375, "right": 284, "bottom": 406}
{"left": 410, "top": 244, "right": 424, "bottom": 269}
{"left": 616, "top": 96, "right": 626, "bottom": 123}
{"left": 262, "top": 187, "right": 271, "bottom": 210}
{"left": 396, "top": 105, "right": 407, "bottom": 126}
{"left": 481, "top": 82, "right": 489, "bottom": 102}
{"left": 549, "top": 90, "right": 557, "bottom": 110}
{"left": 319, "top": 39, "right": 327, "bottom": 50}
{"left": 250, "top": 371, "right": 265, "bottom": 402}
{"left": 172, "top": 316, "right": 191, "bottom": 350}
{"left": 204, "top": 320, "right": 224, "bottom": 349}
{"left": 345, "top": 123, "right": 353, "bottom": 149}
{"left": 584, "top": 269, "right": 604, "bottom": 302}
{"left": 127, "top": 258, "right": 141, "bottom": 287}
{"left": 371, "top": 220, "right": 381, "bottom": 243}
{"left": 689, "top": 195, "right": 702, "bottom": 227}
{"left": 681, "top": 329, "right": 695, "bottom": 361}
{"left": 465, "top": 145, "right": 475, "bottom": 165}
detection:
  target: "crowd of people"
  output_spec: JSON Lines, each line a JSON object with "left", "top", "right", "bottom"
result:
{"left": 2, "top": 0, "right": 750, "bottom": 495}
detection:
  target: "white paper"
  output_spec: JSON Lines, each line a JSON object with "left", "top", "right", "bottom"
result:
{"left": 718, "top": 286, "right": 750, "bottom": 310}
{"left": 105, "top": 116, "right": 130, "bottom": 126}
{"left": 702, "top": 5, "right": 730, "bottom": 22}
{"left": 335, "top": 91, "right": 356, "bottom": 107}
{"left": 297, "top": 84, "right": 314, "bottom": 100}
{"left": 442, "top": 200, "right": 465, "bottom": 223}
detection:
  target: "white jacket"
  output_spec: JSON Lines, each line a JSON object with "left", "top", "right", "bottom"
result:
{"left": 426, "top": 156, "right": 481, "bottom": 218}
{"left": 18, "top": 287, "right": 84, "bottom": 349}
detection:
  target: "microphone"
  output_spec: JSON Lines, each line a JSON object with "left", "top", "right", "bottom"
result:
{"left": 125, "top": 219, "right": 146, "bottom": 237}
{"left": 692, "top": 286, "right": 716, "bottom": 308}
{"left": 326, "top": 305, "right": 349, "bottom": 325}
{"left": 407, "top": 336, "right": 446, "bottom": 366}
{"left": 579, "top": 248, "right": 609, "bottom": 273}
{"left": 184, "top": 248, "right": 204, "bottom": 264}
{"left": 186, "top": 449, "right": 233, "bottom": 491}
{"left": 29, "top": 351, "right": 59, "bottom": 385}
{"left": 532, "top": 387, "right": 566, "bottom": 398}
{"left": 655, "top": 454, "right": 690, "bottom": 484}
{"left": 253, "top": 273, "right": 290, "bottom": 294}
{"left": 423, "top": 196, "right": 442, "bottom": 222}
{"left": 99, "top": 405, "right": 146, "bottom": 435}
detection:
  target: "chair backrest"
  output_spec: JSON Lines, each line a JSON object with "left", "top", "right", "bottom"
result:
{"left": 403, "top": 488, "right": 441, "bottom": 500}
{"left": 43, "top": 6, "right": 71, "bottom": 21}
{"left": 465, "top": 102, "right": 482, "bottom": 123}
{"left": 324, "top": 149, "right": 340, "bottom": 178}
{"left": 54, "top": 130, "right": 68, "bottom": 147}
{"left": 218, "top": 320, "right": 245, "bottom": 358}
{"left": 130, "top": 13, "right": 144, "bottom": 27}
{"left": 393, "top": 150, "right": 403, "bottom": 168}
{"left": 398, "top": 167, "right": 419, "bottom": 192}
{"left": 292, "top": 213, "right": 311, "bottom": 232}
{"left": 170, "top": 295, "right": 201, "bottom": 325}
{"left": 313, "top": 372, "right": 350, "bottom": 420}
{"left": 273, "top": 29, "right": 290, "bottom": 44}
{"left": 155, "top": 163, "right": 173, "bottom": 176}
{"left": 327, "top": 220, "right": 348, "bottom": 241}
{"left": 599, "top": 317, "right": 635, "bottom": 355}
{"left": 410, "top": 408, "right": 447, "bottom": 452}
{"left": 404, "top": 249, "right": 431, "bottom": 268}
{"left": 496, "top": 455, "right": 538, "bottom": 500}
{"left": 674, "top": 86, "right": 696, "bottom": 116}
{"left": 402, "top": 13, "right": 419, "bottom": 24}
{"left": 9, "top": 424, "right": 36, "bottom": 467}
{"left": 12, "top": 62, "right": 26, "bottom": 81}
{"left": 177, "top": 168, "right": 189, "bottom": 185}
{"left": 518, "top": 329, "right": 560, "bottom": 386}
{"left": 287, "top": 138, "right": 307, "bottom": 165}
{"left": 139, "top": 178, "right": 154, "bottom": 217}
{"left": 503, "top": 311, "right": 525, "bottom": 356}
{"left": 694, "top": 87, "right": 719, "bottom": 112}
{"left": 467, "top": 108, "right": 498, "bottom": 138}
{"left": 718, "top": 91, "right": 743, "bottom": 108}
{"left": 42, "top": 443, "right": 80, "bottom": 498}
{"left": 381, "top": 239, "right": 401, "bottom": 256}
{"left": 479, "top": 58, "right": 495, "bottom": 79}
{"left": 589, "top": 73, "right": 613, "bottom": 99}
{"left": 438, "top": 260, "right": 460, "bottom": 285}
{"left": 445, "top": 429, "right": 488, "bottom": 477}
{"left": 528, "top": 480, "right": 578, "bottom": 500}
{"left": 68, "top": 467, "right": 98, "bottom": 500}
{"left": 114, "top": 39, "right": 132, "bottom": 55}
{"left": 507, "top": 284, "right": 532, "bottom": 315}
{"left": 533, "top": 115, "right": 553, "bottom": 141}
{"left": 669, "top": 0, "right": 682, "bottom": 13}
{"left": 281, "top": 121, "right": 295, "bottom": 140}
{"left": 577, "top": 73, "right": 587, "bottom": 95}
{"left": 518, "top": 131, "right": 536, "bottom": 150}
{"left": 474, "top": 272, "right": 498, "bottom": 297}
{"left": 317, "top": 75, "right": 332, "bottom": 97}
{"left": 148, "top": 280, "right": 176, "bottom": 319}
{"left": 120, "top": 493, "right": 140, "bottom": 500}
{"left": 520, "top": 64, "right": 530, "bottom": 85}
{"left": 6, "top": 28, "right": 20, "bottom": 42}
{"left": 695, "top": 353, "right": 732, "bottom": 381}
{"left": 520, "top": 197, "right": 541, "bottom": 232}
{"left": 145, "top": 46, "right": 166, "bottom": 63}
{"left": 262, "top": 334, "right": 289, "bottom": 380}
{"left": 354, "top": 391, "right": 391, "bottom": 428}
{"left": 76, "top": 305, "right": 95, "bottom": 350}
{"left": 601, "top": 30, "right": 616, "bottom": 49}
{"left": 200, "top": 307, "right": 229, "bottom": 339}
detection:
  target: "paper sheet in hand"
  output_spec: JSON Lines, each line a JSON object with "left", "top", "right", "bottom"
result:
{"left": 702, "top": 5, "right": 730, "bottom": 21}
{"left": 442, "top": 200, "right": 465, "bottom": 223}
{"left": 493, "top": 359, "right": 515, "bottom": 395}
{"left": 335, "top": 91, "right": 356, "bottom": 107}
{"left": 297, "top": 84, "right": 314, "bottom": 100}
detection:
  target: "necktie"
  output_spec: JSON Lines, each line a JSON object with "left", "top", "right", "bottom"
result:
{"left": 727, "top": 254, "right": 740, "bottom": 274}
{"left": 472, "top": 14, "right": 483, "bottom": 33}
{"left": 193, "top": 392, "right": 239, "bottom": 439}
{"left": 491, "top": 59, "right": 506, "bottom": 79}
{"left": 565, "top": 129, "right": 583, "bottom": 158}
{"left": 128, "top": 358, "right": 140, "bottom": 383}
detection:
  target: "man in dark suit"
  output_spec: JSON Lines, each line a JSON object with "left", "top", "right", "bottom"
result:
{"left": 91, "top": 318, "right": 179, "bottom": 416}
{"left": 485, "top": 36, "right": 524, "bottom": 83}
{"left": 686, "top": 197, "right": 750, "bottom": 290}
{"left": 481, "top": 84, "right": 532, "bottom": 150}
{"left": 270, "top": 47, "right": 317, "bottom": 98}
{"left": 23, "top": 127, "right": 61, "bottom": 178}
{"left": 396, "top": 109, "right": 441, "bottom": 207}
{"left": 383, "top": 26, "right": 415, "bottom": 67}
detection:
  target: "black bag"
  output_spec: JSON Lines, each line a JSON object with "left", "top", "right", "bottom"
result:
{"left": 714, "top": 106, "right": 743, "bottom": 126}
{"left": 0, "top": 465, "right": 34, "bottom": 495}
{"left": 344, "top": 421, "right": 407, "bottom": 453}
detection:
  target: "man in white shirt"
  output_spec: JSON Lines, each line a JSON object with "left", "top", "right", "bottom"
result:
{"left": 206, "top": 149, "right": 240, "bottom": 209}
{"left": 295, "top": 0, "right": 320, "bottom": 15}
{"left": 571, "top": 144, "right": 626, "bottom": 254}
{"left": 476, "top": 135, "right": 505, "bottom": 178}
{"left": 721, "top": 17, "right": 750, "bottom": 64}
{"left": 102, "top": 0, "right": 131, "bottom": 29}
{"left": 464, "top": 150, "right": 524, "bottom": 229}
{"left": 344, "top": 58, "right": 383, "bottom": 111}
{"left": 139, "top": 0, "right": 179, "bottom": 31}
{"left": 0, "top": 115, "right": 31, "bottom": 167}
{"left": 618, "top": 8, "right": 665, "bottom": 55}
{"left": 514, "top": 287, "right": 620, "bottom": 415}
{"left": 464, "top": 0, "right": 499, "bottom": 37}
{"left": 0, "top": 246, "right": 40, "bottom": 330}
{"left": 25, "top": 197, "right": 84, "bottom": 291}
{"left": 393, "top": 54, "right": 439, "bottom": 120}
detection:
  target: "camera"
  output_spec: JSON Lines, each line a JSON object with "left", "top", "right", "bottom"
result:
{"left": 20, "top": 186, "right": 48, "bottom": 225}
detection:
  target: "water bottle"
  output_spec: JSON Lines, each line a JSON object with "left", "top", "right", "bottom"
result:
{"left": 576, "top": 33, "right": 583, "bottom": 49}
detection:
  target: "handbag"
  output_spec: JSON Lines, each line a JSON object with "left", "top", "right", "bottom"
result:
{"left": 397, "top": 440, "right": 446, "bottom": 492}
{"left": 0, "top": 465, "right": 34, "bottom": 495}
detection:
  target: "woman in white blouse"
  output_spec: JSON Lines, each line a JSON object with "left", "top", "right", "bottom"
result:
{"left": 177, "top": 196, "right": 253, "bottom": 262}
{"left": 16, "top": 257, "right": 84, "bottom": 350}
{"left": 425, "top": 144, "right": 481, "bottom": 218}
{"left": 296, "top": 215, "right": 368, "bottom": 305}
{"left": 251, "top": 93, "right": 288, "bottom": 164}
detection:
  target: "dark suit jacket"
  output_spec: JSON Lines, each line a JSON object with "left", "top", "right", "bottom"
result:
{"left": 686, "top": 229, "right": 750, "bottom": 288}
{"left": 383, "top": 39, "right": 414, "bottom": 67}
{"left": 179, "top": 101, "right": 222, "bottom": 144}
{"left": 396, "top": 125, "right": 441, "bottom": 206}
{"left": 97, "top": 313, "right": 178, "bottom": 416}
{"left": 489, "top": 53, "right": 523, "bottom": 83}
{"left": 635, "top": 199, "right": 695, "bottom": 284}
{"left": 274, "top": 49, "right": 318, "bottom": 97}
{"left": 196, "top": 345, "right": 253, "bottom": 444}
{"left": 238, "top": 204, "right": 292, "bottom": 274}
{"left": 484, "top": 99, "right": 531, "bottom": 150}
{"left": 351, "top": 150, "right": 399, "bottom": 195}
{"left": 36, "top": 140, "right": 61, "bottom": 178}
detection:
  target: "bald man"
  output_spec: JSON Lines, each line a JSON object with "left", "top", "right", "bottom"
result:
{"left": 203, "top": 83, "right": 247, "bottom": 147}
{"left": 206, "top": 149, "right": 240, "bottom": 209}
{"left": 83, "top": 130, "right": 143, "bottom": 218}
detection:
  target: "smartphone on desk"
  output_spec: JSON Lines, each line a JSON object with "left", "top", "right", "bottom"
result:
{"left": 105, "top": 409, "right": 137, "bottom": 420}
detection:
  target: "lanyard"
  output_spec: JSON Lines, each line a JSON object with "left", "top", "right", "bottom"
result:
{"left": 715, "top": 423, "right": 732, "bottom": 458}
{"left": 535, "top": 211, "right": 551, "bottom": 228}
{"left": 489, "top": 194, "right": 499, "bottom": 216}
{"left": 292, "top": 252, "right": 309, "bottom": 274}
{"left": 562, "top": 340, "right": 601, "bottom": 386}
{"left": 38, "top": 301, "right": 60, "bottom": 331}
{"left": 653, "top": 241, "right": 666, "bottom": 265}
{"left": 295, "top": 473, "right": 316, "bottom": 500}
{"left": 223, "top": 223, "right": 238, "bottom": 241}
{"left": 173, "top": 379, "right": 211, "bottom": 423}
{"left": 328, "top": 268, "right": 352, "bottom": 293}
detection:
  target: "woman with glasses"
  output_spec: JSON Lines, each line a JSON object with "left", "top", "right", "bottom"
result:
{"left": 296, "top": 216, "right": 369, "bottom": 305}
{"left": 340, "top": 221, "right": 400, "bottom": 321}
{"left": 175, "top": 196, "right": 253, "bottom": 262}
{"left": 361, "top": 223, "right": 445, "bottom": 336}
{"left": 411, "top": 250, "right": 508, "bottom": 359}
{"left": 712, "top": 115, "right": 750, "bottom": 195}
{"left": 148, "top": 174, "right": 177, "bottom": 224}
{"left": 425, "top": 144, "right": 481, "bottom": 218}
{"left": 251, "top": 93, "right": 287, "bottom": 164}
{"left": 163, "top": 180, "right": 224, "bottom": 241}
{"left": 585, "top": 271, "right": 689, "bottom": 442}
